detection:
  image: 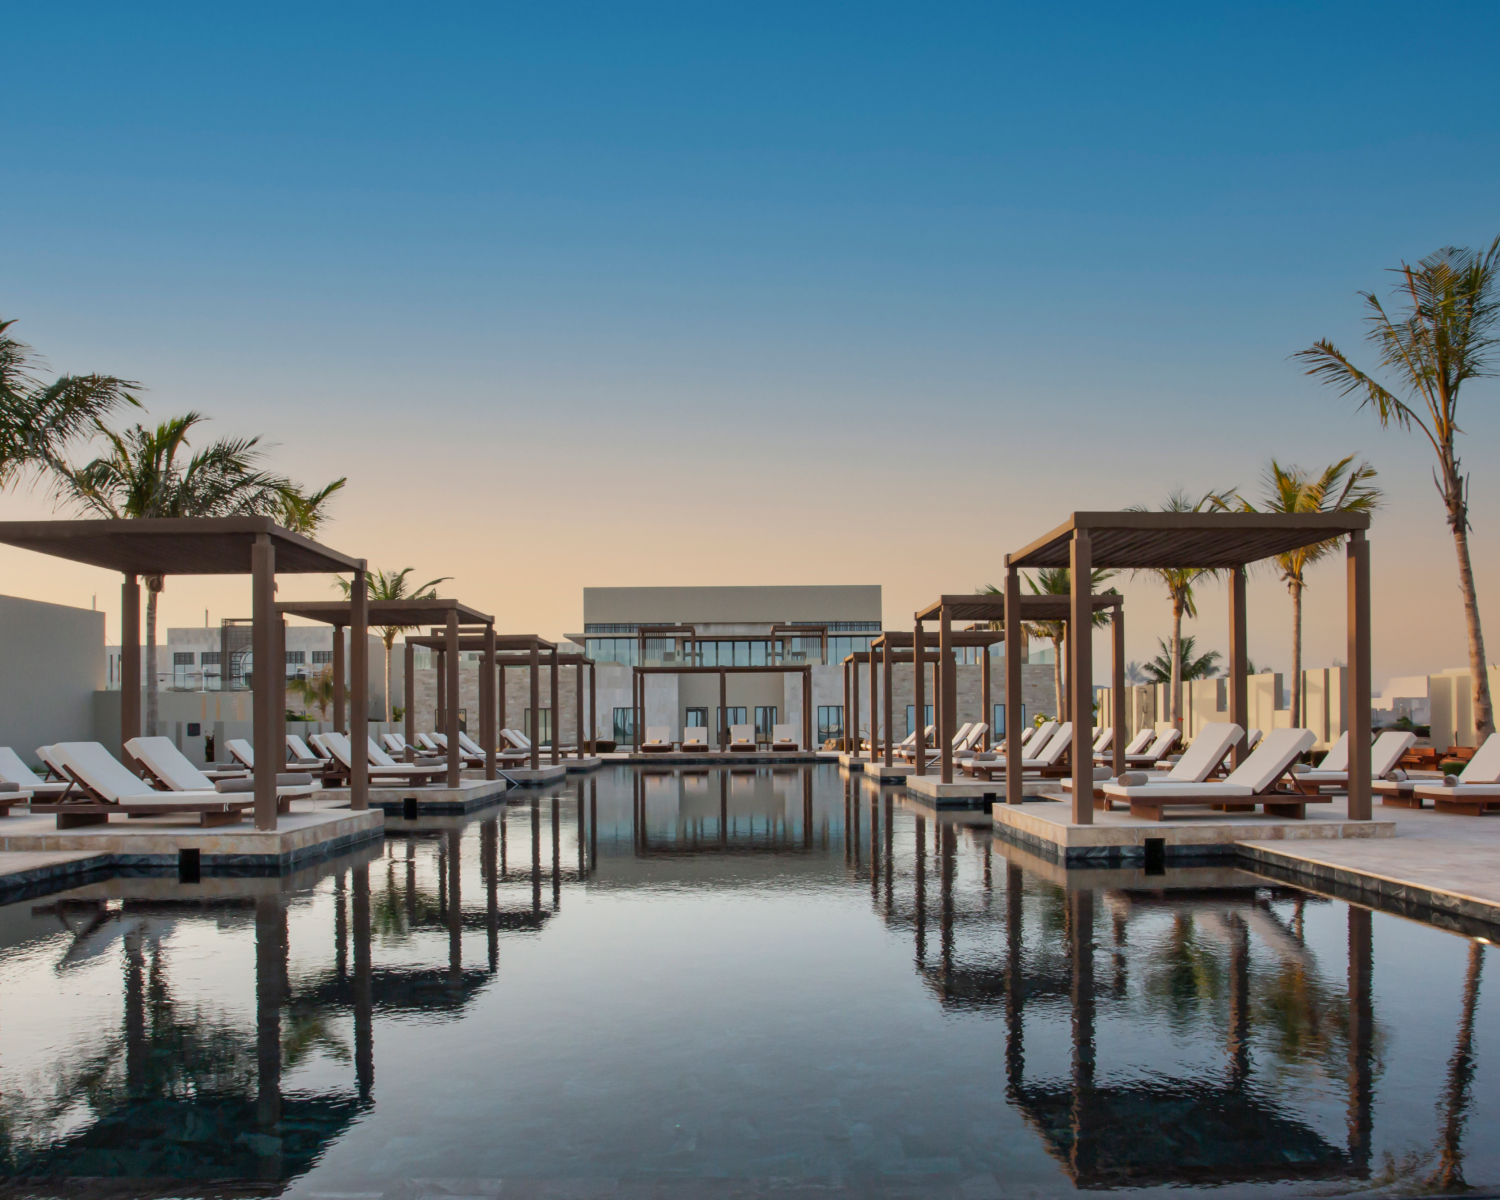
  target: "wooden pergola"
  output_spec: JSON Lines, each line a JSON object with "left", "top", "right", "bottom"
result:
{"left": 841, "top": 645, "right": 942, "bottom": 759}
{"left": 911, "top": 594, "right": 1122, "bottom": 785}
{"left": 871, "top": 628, "right": 1008, "bottom": 767}
{"left": 631, "top": 664, "right": 813, "bottom": 752}
{"left": 1005, "top": 511, "right": 1373, "bottom": 822}
{"left": 0, "top": 517, "right": 367, "bottom": 829}
{"left": 278, "top": 599, "right": 494, "bottom": 787}
{"left": 403, "top": 635, "right": 596, "bottom": 768}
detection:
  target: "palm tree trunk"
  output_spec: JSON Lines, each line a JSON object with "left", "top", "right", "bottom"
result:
{"left": 1452, "top": 520, "right": 1494, "bottom": 739}
{"left": 145, "top": 578, "right": 161, "bottom": 737}
{"left": 1289, "top": 578, "right": 1303, "bottom": 729}
{"left": 1170, "top": 596, "right": 1183, "bottom": 731}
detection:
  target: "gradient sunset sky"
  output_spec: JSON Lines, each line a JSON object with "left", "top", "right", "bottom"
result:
{"left": 5, "top": 2, "right": 1499, "bottom": 688}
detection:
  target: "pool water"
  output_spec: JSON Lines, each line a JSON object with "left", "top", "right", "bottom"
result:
{"left": 0, "top": 764, "right": 1494, "bottom": 1198}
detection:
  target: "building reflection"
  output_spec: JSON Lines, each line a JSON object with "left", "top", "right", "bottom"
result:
{"left": 630, "top": 767, "right": 825, "bottom": 856}
{"left": 859, "top": 788, "right": 1480, "bottom": 1190}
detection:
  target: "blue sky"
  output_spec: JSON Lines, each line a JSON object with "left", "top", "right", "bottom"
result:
{"left": 5, "top": 1, "right": 1500, "bottom": 683}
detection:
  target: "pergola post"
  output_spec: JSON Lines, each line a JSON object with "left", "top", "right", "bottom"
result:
{"left": 868, "top": 649, "right": 878, "bottom": 764}
{"left": 939, "top": 604, "right": 954, "bottom": 784}
{"left": 435, "top": 647, "right": 446, "bottom": 731}
{"left": 529, "top": 639, "right": 540, "bottom": 769}
{"left": 802, "top": 668, "right": 812, "bottom": 751}
{"left": 981, "top": 643, "right": 991, "bottom": 752}
{"left": 1229, "top": 564, "right": 1249, "bottom": 767}
{"left": 588, "top": 663, "right": 596, "bottom": 754}
{"left": 445, "top": 609, "right": 460, "bottom": 787}
{"left": 1005, "top": 566, "right": 1024, "bottom": 807}
{"left": 1069, "top": 531, "right": 1093, "bottom": 825}
{"left": 251, "top": 535, "right": 278, "bottom": 831}
{"left": 499, "top": 664, "right": 506, "bottom": 746}
{"left": 121, "top": 574, "right": 141, "bottom": 754}
{"left": 913, "top": 620, "right": 925, "bottom": 777}
{"left": 1347, "top": 530, "right": 1372, "bottom": 820}
{"left": 484, "top": 624, "right": 497, "bottom": 780}
{"left": 332, "top": 623, "right": 345, "bottom": 731}
{"left": 349, "top": 564, "right": 369, "bottom": 812}
{"left": 549, "top": 647, "right": 559, "bottom": 765}
{"left": 883, "top": 641, "right": 894, "bottom": 767}
{"left": 852, "top": 658, "right": 862, "bottom": 759}
{"left": 718, "top": 670, "right": 727, "bottom": 751}
{"left": 842, "top": 662, "right": 851, "bottom": 752}
{"left": 1111, "top": 608, "right": 1125, "bottom": 779}
{"left": 276, "top": 615, "right": 289, "bottom": 767}
{"left": 575, "top": 659, "right": 585, "bottom": 760}
{"left": 403, "top": 640, "right": 415, "bottom": 761}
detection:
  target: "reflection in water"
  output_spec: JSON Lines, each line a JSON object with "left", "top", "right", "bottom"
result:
{"left": 0, "top": 766, "right": 1491, "bottom": 1196}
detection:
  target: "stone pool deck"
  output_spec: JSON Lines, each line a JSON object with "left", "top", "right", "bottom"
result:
{"left": 992, "top": 790, "right": 1500, "bottom": 926}
{"left": 0, "top": 805, "right": 384, "bottom": 870}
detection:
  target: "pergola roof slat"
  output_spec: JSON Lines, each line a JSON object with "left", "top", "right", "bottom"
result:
{"left": 0, "top": 516, "right": 362, "bottom": 575}
{"left": 278, "top": 599, "right": 494, "bottom": 626}
{"left": 1007, "top": 511, "right": 1370, "bottom": 569}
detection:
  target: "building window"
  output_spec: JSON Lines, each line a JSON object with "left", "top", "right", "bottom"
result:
{"left": 612, "top": 707, "right": 635, "bottom": 746}
{"left": 173, "top": 652, "right": 195, "bottom": 666}
{"left": 906, "top": 705, "right": 934, "bottom": 737}
{"left": 588, "top": 638, "right": 637, "bottom": 666}
{"left": 286, "top": 651, "right": 305, "bottom": 664}
{"left": 817, "top": 706, "right": 844, "bottom": 746}
{"left": 524, "top": 708, "right": 552, "bottom": 747}
{"left": 717, "top": 707, "right": 747, "bottom": 740}
{"left": 685, "top": 706, "right": 708, "bottom": 731}
{"left": 311, "top": 650, "right": 333, "bottom": 665}
{"left": 754, "top": 706, "right": 778, "bottom": 741}
{"left": 200, "top": 652, "right": 221, "bottom": 666}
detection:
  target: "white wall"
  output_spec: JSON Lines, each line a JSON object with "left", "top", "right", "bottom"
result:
{"left": 0, "top": 594, "right": 104, "bottom": 769}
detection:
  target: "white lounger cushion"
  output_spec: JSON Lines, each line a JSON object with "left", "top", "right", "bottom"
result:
{"left": 52, "top": 742, "right": 224, "bottom": 804}
{"left": 0, "top": 746, "right": 66, "bottom": 796}
{"left": 1158, "top": 724, "right": 1245, "bottom": 784}
{"left": 1102, "top": 728, "right": 1315, "bottom": 801}
{"left": 771, "top": 724, "right": 798, "bottom": 745}
{"left": 730, "top": 724, "right": 757, "bottom": 744}
{"left": 644, "top": 727, "right": 672, "bottom": 746}
{"left": 1128, "top": 729, "right": 1180, "bottom": 763}
{"left": 1456, "top": 733, "right": 1500, "bottom": 783}
{"left": 129, "top": 737, "right": 315, "bottom": 798}
{"left": 1092, "top": 728, "right": 1114, "bottom": 753}
{"left": 458, "top": 731, "right": 487, "bottom": 758}
{"left": 1295, "top": 731, "right": 1416, "bottom": 783}
{"left": 682, "top": 726, "right": 710, "bottom": 745}
{"left": 285, "top": 734, "right": 327, "bottom": 763}
{"left": 1121, "top": 729, "right": 1155, "bottom": 756}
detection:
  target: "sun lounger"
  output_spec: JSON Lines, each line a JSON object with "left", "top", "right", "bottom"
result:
{"left": 1098, "top": 728, "right": 1317, "bottom": 820}
{"left": 903, "top": 723, "right": 975, "bottom": 764}
{"left": 1109, "top": 729, "right": 1155, "bottom": 762}
{"left": 126, "top": 737, "right": 317, "bottom": 807}
{"left": 0, "top": 745, "right": 72, "bottom": 801}
{"left": 37, "top": 741, "right": 255, "bottom": 828}
{"left": 382, "top": 732, "right": 439, "bottom": 760}
{"left": 954, "top": 723, "right": 991, "bottom": 760}
{"left": 897, "top": 725, "right": 942, "bottom": 763}
{"left": 1092, "top": 728, "right": 1114, "bottom": 755}
{"left": 1381, "top": 733, "right": 1500, "bottom": 815}
{"left": 1126, "top": 728, "right": 1180, "bottom": 768}
{"left": 316, "top": 732, "right": 449, "bottom": 786}
{"left": 422, "top": 732, "right": 487, "bottom": 767}
{"left": 965, "top": 723, "right": 1074, "bottom": 781}
{"left": 641, "top": 726, "right": 674, "bottom": 753}
{"left": 1070, "top": 723, "right": 1244, "bottom": 806}
{"left": 964, "top": 721, "right": 1059, "bottom": 774}
{"left": 1290, "top": 731, "right": 1415, "bottom": 794}
{"left": 680, "top": 726, "right": 711, "bottom": 750}
{"left": 771, "top": 723, "right": 800, "bottom": 752}
{"left": 283, "top": 734, "right": 329, "bottom": 768}
{"left": 729, "top": 724, "right": 758, "bottom": 753}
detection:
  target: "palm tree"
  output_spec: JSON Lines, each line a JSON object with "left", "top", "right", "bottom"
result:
{"left": 1129, "top": 489, "right": 1233, "bottom": 731}
{"left": 290, "top": 664, "right": 335, "bottom": 721}
{"left": 336, "top": 568, "right": 452, "bottom": 723}
{"left": 1295, "top": 238, "right": 1500, "bottom": 737}
{"left": 1022, "top": 567, "right": 1117, "bottom": 719}
{"left": 1143, "top": 635, "right": 1221, "bottom": 684}
{"left": 52, "top": 413, "right": 342, "bottom": 735}
{"left": 0, "top": 315, "right": 138, "bottom": 486}
{"left": 1239, "top": 457, "right": 1381, "bottom": 727}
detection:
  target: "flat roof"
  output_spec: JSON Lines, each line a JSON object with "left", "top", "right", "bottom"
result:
{"left": 1008, "top": 511, "right": 1371, "bottom": 570}
{"left": 278, "top": 598, "right": 494, "bottom": 625}
{"left": 0, "top": 517, "right": 362, "bottom": 575}
{"left": 584, "top": 584, "right": 881, "bottom": 625}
